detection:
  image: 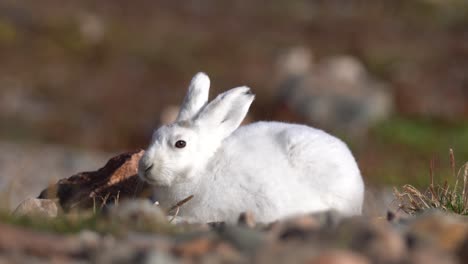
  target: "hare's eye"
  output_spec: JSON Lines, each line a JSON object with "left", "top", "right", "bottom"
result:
{"left": 175, "top": 140, "right": 186, "bottom": 148}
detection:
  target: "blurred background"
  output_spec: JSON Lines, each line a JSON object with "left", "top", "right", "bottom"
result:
{"left": 1, "top": 0, "right": 468, "bottom": 209}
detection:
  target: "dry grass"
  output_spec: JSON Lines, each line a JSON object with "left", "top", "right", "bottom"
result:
{"left": 394, "top": 149, "right": 468, "bottom": 215}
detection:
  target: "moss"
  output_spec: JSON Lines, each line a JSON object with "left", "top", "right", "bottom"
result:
{"left": 0, "top": 209, "right": 182, "bottom": 235}
{"left": 373, "top": 117, "right": 468, "bottom": 158}
{"left": 0, "top": 19, "right": 17, "bottom": 45}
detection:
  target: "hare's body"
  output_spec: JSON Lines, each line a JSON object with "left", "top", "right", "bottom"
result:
{"left": 155, "top": 121, "right": 363, "bottom": 223}
{"left": 139, "top": 73, "right": 365, "bottom": 223}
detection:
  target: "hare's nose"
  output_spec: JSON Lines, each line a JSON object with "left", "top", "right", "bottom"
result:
{"left": 139, "top": 162, "right": 153, "bottom": 176}
{"left": 144, "top": 163, "right": 154, "bottom": 173}
{"left": 138, "top": 154, "right": 154, "bottom": 177}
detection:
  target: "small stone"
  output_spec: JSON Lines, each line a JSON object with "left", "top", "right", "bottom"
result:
{"left": 144, "top": 251, "right": 178, "bottom": 264}
{"left": 269, "top": 214, "right": 321, "bottom": 241}
{"left": 215, "top": 225, "right": 265, "bottom": 253}
{"left": 78, "top": 230, "right": 100, "bottom": 249}
{"left": 307, "top": 250, "right": 370, "bottom": 264}
{"left": 457, "top": 236, "right": 468, "bottom": 264}
{"left": 12, "top": 198, "right": 58, "bottom": 218}
{"left": 340, "top": 218, "right": 406, "bottom": 263}
{"left": 108, "top": 199, "right": 167, "bottom": 228}
{"left": 409, "top": 247, "right": 457, "bottom": 264}
{"left": 215, "top": 242, "right": 242, "bottom": 261}
{"left": 238, "top": 211, "right": 256, "bottom": 228}
{"left": 309, "top": 210, "right": 344, "bottom": 228}
{"left": 173, "top": 237, "right": 214, "bottom": 258}
{"left": 408, "top": 210, "right": 468, "bottom": 253}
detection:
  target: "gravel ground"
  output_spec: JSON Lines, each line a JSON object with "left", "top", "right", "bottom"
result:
{"left": 2, "top": 145, "right": 466, "bottom": 263}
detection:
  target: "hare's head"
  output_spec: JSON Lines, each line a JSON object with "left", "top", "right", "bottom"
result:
{"left": 139, "top": 72, "right": 255, "bottom": 186}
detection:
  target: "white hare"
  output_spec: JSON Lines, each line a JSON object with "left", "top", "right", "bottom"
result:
{"left": 139, "top": 72, "right": 364, "bottom": 223}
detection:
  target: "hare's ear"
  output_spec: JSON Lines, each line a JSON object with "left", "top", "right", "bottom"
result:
{"left": 176, "top": 72, "right": 210, "bottom": 122}
{"left": 195, "top": 86, "right": 254, "bottom": 139}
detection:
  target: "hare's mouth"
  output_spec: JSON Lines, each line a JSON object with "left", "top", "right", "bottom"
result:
{"left": 141, "top": 174, "right": 165, "bottom": 186}
{"left": 142, "top": 177, "right": 159, "bottom": 185}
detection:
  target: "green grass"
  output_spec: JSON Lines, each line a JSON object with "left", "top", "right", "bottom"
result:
{"left": 374, "top": 117, "right": 468, "bottom": 157}
{"left": 363, "top": 117, "right": 468, "bottom": 187}
{"left": 0, "top": 211, "right": 114, "bottom": 234}
{"left": 0, "top": 208, "right": 183, "bottom": 236}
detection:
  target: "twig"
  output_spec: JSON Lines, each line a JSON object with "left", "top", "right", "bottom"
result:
{"left": 114, "top": 191, "right": 120, "bottom": 206}
{"left": 168, "top": 195, "right": 194, "bottom": 212}
{"left": 429, "top": 157, "right": 438, "bottom": 202}
{"left": 100, "top": 193, "right": 111, "bottom": 210}
{"left": 169, "top": 206, "right": 180, "bottom": 223}
{"left": 92, "top": 196, "right": 96, "bottom": 214}
{"left": 463, "top": 164, "right": 468, "bottom": 212}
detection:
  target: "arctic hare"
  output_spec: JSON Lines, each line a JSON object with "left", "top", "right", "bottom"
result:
{"left": 139, "top": 72, "right": 364, "bottom": 223}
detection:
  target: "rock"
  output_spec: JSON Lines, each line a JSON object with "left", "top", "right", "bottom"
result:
{"left": 457, "top": 236, "right": 468, "bottom": 264}
{"left": 214, "top": 224, "right": 265, "bottom": 254}
{"left": 78, "top": 230, "right": 101, "bottom": 250}
{"left": 144, "top": 251, "right": 178, "bottom": 264}
{"left": 408, "top": 247, "right": 457, "bottom": 264}
{"left": 309, "top": 210, "right": 344, "bottom": 228}
{"left": 0, "top": 222, "right": 82, "bottom": 258}
{"left": 255, "top": 241, "right": 318, "bottom": 264}
{"left": 307, "top": 250, "right": 370, "bottom": 264}
{"left": 38, "top": 150, "right": 152, "bottom": 211}
{"left": 339, "top": 218, "right": 406, "bottom": 263}
{"left": 107, "top": 199, "right": 168, "bottom": 230}
{"left": 273, "top": 215, "right": 321, "bottom": 241}
{"left": 267, "top": 211, "right": 341, "bottom": 242}
{"left": 407, "top": 210, "right": 468, "bottom": 253}
{"left": 172, "top": 237, "right": 215, "bottom": 258}
{"left": 12, "top": 198, "right": 58, "bottom": 218}
{"left": 275, "top": 47, "right": 393, "bottom": 137}
{"left": 213, "top": 241, "right": 245, "bottom": 263}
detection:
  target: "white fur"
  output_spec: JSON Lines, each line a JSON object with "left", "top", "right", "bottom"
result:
{"left": 139, "top": 72, "right": 364, "bottom": 223}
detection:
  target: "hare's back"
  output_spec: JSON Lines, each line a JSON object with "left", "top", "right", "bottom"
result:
{"left": 228, "top": 121, "right": 360, "bottom": 178}
{"left": 219, "top": 121, "right": 363, "bottom": 217}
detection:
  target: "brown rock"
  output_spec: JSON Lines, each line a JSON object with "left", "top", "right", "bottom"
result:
{"left": 408, "top": 211, "right": 468, "bottom": 253}
{"left": 307, "top": 250, "right": 370, "bottom": 264}
{"left": 172, "top": 237, "right": 215, "bottom": 258}
{"left": 12, "top": 198, "right": 58, "bottom": 218}
{"left": 0, "top": 222, "right": 82, "bottom": 258}
{"left": 457, "top": 236, "right": 468, "bottom": 264}
{"left": 269, "top": 213, "right": 323, "bottom": 241}
{"left": 341, "top": 218, "right": 406, "bottom": 263}
{"left": 408, "top": 248, "right": 457, "bottom": 264}
{"left": 38, "top": 150, "right": 152, "bottom": 211}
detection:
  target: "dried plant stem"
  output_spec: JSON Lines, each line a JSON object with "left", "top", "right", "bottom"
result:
{"left": 100, "top": 193, "right": 111, "bottom": 210}
{"left": 394, "top": 150, "right": 468, "bottom": 215}
{"left": 169, "top": 206, "right": 180, "bottom": 223}
{"left": 168, "top": 195, "right": 194, "bottom": 212}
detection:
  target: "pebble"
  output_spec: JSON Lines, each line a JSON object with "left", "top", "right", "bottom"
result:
{"left": 12, "top": 198, "right": 58, "bottom": 218}
{"left": 307, "top": 250, "right": 370, "bottom": 264}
